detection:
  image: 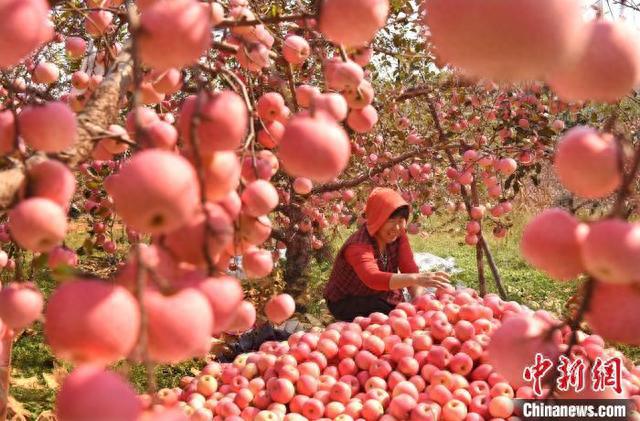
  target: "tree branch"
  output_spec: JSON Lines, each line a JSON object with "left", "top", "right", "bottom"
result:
{"left": 271, "top": 228, "right": 288, "bottom": 244}
{"left": 310, "top": 144, "right": 433, "bottom": 194}
{"left": 0, "top": 166, "right": 25, "bottom": 211}
{"left": 470, "top": 179, "right": 487, "bottom": 296}
{"left": 0, "top": 49, "right": 133, "bottom": 210}
{"left": 60, "top": 50, "right": 133, "bottom": 167}
{"left": 396, "top": 80, "right": 474, "bottom": 102}
{"left": 215, "top": 13, "right": 316, "bottom": 29}
{"left": 478, "top": 235, "right": 507, "bottom": 298}
{"left": 609, "top": 134, "right": 640, "bottom": 218}
{"left": 546, "top": 278, "right": 596, "bottom": 400}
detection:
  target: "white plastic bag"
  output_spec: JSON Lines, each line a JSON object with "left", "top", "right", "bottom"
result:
{"left": 413, "top": 252, "right": 463, "bottom": 275}
{"left": 410, "top": 252, "right": 466, "bottom": 297}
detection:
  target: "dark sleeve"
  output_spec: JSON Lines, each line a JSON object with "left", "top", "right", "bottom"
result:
{"left": 344, "top": 243, "right": 392, "bottom": 291}
{"left": 398, "top": 234, "right": 419, "bottom": 274}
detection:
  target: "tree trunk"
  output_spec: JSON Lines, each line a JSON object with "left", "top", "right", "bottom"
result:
{"left": 479, "top": 236, "right": 507, "bottom": 299}
{"left": 283, "top": 232, "right": 312, "bottom": 305}
{"left": 476, "top": 243, "right": 486, "bottom": 296}
{"left": 469, "top": 180, "right": 487, "bottom": 297}
{"left": 0, "top": 331, "right": 13, "bottom": 420}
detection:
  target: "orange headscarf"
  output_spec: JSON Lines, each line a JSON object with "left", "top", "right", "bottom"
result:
{"left": 365, "top": 188, "right": 409, "bottom": 236}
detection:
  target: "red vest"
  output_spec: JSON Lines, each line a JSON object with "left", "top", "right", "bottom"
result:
{"left": 323, "top": 224, "right": 404, "bottom": 305}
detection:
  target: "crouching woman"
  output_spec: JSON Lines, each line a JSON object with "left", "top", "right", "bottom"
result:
{"left": 323, "top": 188, "right": 450, "bottom": 322}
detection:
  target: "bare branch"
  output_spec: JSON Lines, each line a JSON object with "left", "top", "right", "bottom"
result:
{"left": 310, "top": 143, "right": 433, "bottom": 194}
{"left": 215, "top": 13, "right": 316, "bottom": 29}
{"left": 396, "top": 80, "right": 475, "bottom": 102}
{"left": 546, "top": 278, "right": 596, "bottom": 400}
{"left": 609, "top": 135, "right": 640, "bottom": 218}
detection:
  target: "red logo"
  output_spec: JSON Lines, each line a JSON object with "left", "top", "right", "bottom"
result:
{"left": 592, "top": 356, "right": 623, "bottom": 394}
{"left": 523, "top": 353, "right": 554, "bottom": 397}
{"left": 523, "top": 353, "right": 622, "bottom": 396}
{"left": 557, "top": 354, "right": 587, "bottom": 393}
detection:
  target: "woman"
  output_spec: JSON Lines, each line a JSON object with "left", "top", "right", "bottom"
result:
{"left": 323, "top": 187, "right": 450, "bottom": 321}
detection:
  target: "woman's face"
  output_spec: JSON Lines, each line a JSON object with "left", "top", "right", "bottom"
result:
{"left": 376, "top": 216, "right": 407, "bottom": 244}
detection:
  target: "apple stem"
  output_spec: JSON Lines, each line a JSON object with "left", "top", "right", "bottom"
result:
{"left": 546, "top": 277, "right": 596, "bottom": 400}
{"left": 126, "top": 1, "right": 157, "bottom": 395}
{"left": 285, "top": 63, "right": 299, "bottom": 113}
{"left": 338, "top": 45, "right": 349, "bottom": 62}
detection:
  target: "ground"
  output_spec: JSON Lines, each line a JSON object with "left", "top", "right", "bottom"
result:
{"left": 6, "top": 208, "right": 640, "bottom": 418}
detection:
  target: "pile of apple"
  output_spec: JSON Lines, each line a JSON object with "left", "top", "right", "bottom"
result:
{"left": 139, "top": 287, "right": 640, "bottom": 420}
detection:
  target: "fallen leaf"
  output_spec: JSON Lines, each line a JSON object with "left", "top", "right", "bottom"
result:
{"left": 35, "top": 410, "right": 56, "bottom": 421}
{"left": 7, "top": 395, "right": 31, "bottom": 421}
{"left": 42, "top": 373, "right": 58, "bottom": 390}
{"left": 305, "top": 313, "right": 322, "bottom": 327}
{"left": 42, "top": 364, "right": 67, "bottom": 391}
{"left": 11, "top": 375, "right": 42, "bottom": 390}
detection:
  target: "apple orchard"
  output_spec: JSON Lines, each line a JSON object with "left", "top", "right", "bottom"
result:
{"left": 2, "top": 0, "right": 640, "bottom": 419}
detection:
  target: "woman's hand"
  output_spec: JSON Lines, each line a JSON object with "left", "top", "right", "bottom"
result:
{"left": 413, "top": 271, "right": 451, "bottom": 289}
{"left": 389, "top": 271, "right": 451, "bottom": 291}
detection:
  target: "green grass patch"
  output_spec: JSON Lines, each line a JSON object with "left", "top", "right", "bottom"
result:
{"left": 410, "top": 211, "right": 579, "bottom": 317}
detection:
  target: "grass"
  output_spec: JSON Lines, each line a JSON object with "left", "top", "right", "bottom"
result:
{"left": 410, "top": 210, "right": 579, "bottom": 317}
{"left": 5, "top": 209, "right": 640, "bottom": 418}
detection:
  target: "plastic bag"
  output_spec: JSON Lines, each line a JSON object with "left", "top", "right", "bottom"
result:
{"left": 411, "top": 252, "right": 466, "bottom": 297}
{"left": 413, "top": 252, "right": 463, "bottom": 275}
